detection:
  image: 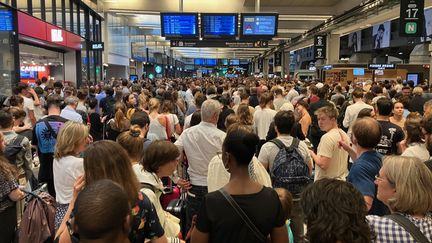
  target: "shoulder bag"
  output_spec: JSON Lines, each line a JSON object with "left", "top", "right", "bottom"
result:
{"left": 385, "top": 213, "right": 430, "bottom": 243}
{"left": 219, "top": 189, "right": 267, "bottom": 242}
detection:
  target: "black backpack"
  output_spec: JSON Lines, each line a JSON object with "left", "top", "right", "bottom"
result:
{"left": 270, "top": 138, "right": 312, "bottom": 195}
{"left": 4, "top": 135, "right": 25, "bottom": 165}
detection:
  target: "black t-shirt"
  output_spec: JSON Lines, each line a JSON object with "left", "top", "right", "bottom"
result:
{"left": 89, "top": 112, "right": 103, "bottom": 141}
{"left": 196, "top": 187, "right": 285, "bottom": 243}
{"left": 375, "top": 121, "right": 404, "bottom": 155}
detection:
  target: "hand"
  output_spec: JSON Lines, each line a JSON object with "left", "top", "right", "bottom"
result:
{"left": 177, "top": 179, "right": 192, "bottom": 190}
{"left": 27, "top": 87, "right": 36, "bottom": 95}
{"left": 338, "top": 139, "right": 351, "bottom": 152}
{"left": 101, "top": 115, "right": 108, "bottom": 123}
{"left": 87, "top": 135, "right": 93, "bottom": 144}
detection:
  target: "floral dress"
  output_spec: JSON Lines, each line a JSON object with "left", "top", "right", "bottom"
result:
{"left": 129, "top": 192, "right": 165, "bottom": 242}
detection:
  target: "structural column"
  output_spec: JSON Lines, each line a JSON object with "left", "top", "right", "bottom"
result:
{"left": 326, "top": 34, "right": 340, "bottom": 64}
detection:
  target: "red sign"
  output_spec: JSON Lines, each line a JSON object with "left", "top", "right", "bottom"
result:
{"left": 18, "top": 12, "right": 82, "bottom": 51}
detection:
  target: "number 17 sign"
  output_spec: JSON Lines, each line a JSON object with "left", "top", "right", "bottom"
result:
{"left": 399, "top": 0, "right": 424, "bottom": 37}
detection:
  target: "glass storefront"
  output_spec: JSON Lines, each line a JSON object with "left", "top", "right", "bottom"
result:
{"left": 0, "top": 0, "right": 103, "bottom": 86}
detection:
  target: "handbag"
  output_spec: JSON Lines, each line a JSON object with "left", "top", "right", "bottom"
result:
{"left": 385, "top": 214, "right": 430, "bottom": 243}
{"left": 219, "top": 189, "right": 267, "bottom": 242}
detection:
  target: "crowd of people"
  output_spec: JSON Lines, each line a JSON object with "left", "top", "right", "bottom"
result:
{"left": 0, "top": 76, "right": 432, "bottom": 243}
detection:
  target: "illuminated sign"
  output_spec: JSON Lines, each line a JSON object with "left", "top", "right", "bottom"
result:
{"left": 20, "top": 66, "right": 47, "bottom": 72}
{"left": 367, "top": 63, "right": 396, "bottom": 70}
{"left": 51, "top": 29, "right": 64, "bottom": 42}
{"left": 90, "top": 42, "right": 104, "bottom": 51}
{"left": 155, "top": 65, "right": 163, "bottom": 74}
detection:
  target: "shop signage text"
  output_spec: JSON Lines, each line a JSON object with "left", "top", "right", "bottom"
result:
{"left": 21, "top": 66, "right": 47, "bottom": 72}
{"left": 367, "top": 63, "right": 396, "bottom": 70}
{"left": 399, "top": 0, "right": 424, "bottom": 37}
{"left": 90, "top": 42, "right": 104, "bottom": 51}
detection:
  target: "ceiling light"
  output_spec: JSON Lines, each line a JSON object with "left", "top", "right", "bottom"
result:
{"left": 398, "top": 52, "right": 403, "bottom": 55}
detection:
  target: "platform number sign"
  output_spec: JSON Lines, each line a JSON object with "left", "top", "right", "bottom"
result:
{"left": 399, "top": 0, "right": 424, "bottom": 37}
{"left": 314, "top": 35, "right": 326, "bottom": 59}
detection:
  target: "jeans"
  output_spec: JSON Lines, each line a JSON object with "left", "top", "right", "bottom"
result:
{"left": 185, "top": 185, "right": 208, "bottom": 234}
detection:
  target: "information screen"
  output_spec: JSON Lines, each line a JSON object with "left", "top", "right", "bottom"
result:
{"left": 194, "top": 58, "right": 205, "bottom": 65}
{"left": 205, "top": 59, "right": 217, "bottom": 66}
{"left": 353, "top": 68, "right": 365, "bottom": 76}
{"left": 202, "top": 14, "right": 237, "bottom": 38}
{"left": 242, "top": 14, "right": 277, "bottom": 37}
{"left": 0, "top": 9, "right": 13, "bottom": 31}
{"left": 161, "top": 13, "right": 198, "bottom": 38}
{"left": 230, "top": 59, "right": 240, "bottom": 66}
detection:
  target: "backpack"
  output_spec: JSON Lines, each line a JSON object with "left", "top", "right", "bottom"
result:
{"left": 4, "top": 135, "right": 25, "bottom": 165}
{"left": 270, "top": 138, "right": 312, "bottom": 195}
{"left": 19, "top": 191, "right": 56, "bottom": 243}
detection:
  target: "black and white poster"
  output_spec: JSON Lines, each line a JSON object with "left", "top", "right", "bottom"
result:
{"left": 372, "top": 21, "right": 391, "bottom": 49}
{"left": 274, "top": 51, "right": 282, "bottom": 66}
{"left": 348, "top": 31, "right": 361, "bottom": 52}
{"left": 424, "top": 8, "right": 432, "bottom": 41}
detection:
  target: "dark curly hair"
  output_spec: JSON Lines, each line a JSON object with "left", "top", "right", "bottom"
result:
{"left": 300, "top": 178, "right": 372, "bottom": 243}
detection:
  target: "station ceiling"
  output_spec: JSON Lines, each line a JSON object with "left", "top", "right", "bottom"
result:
{"left": 102, "top": 0, "right": 376, "bottom": 60}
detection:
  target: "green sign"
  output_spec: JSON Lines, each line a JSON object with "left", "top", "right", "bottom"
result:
{"left": 405, "top": 22, "right": 417, "bottom": 34}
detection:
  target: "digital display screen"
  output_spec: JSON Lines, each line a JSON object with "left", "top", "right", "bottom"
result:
{"left": 0, "top": 9, "right": 13, "bottom": 31}
{"left": 161, "top": 13, "right": 198, "bottom": 38}
{"left": 20, "top": 71, "right": 37, "bottom": 79}
{"left": 230, "top": 59, "right": 240, "bottom": 66}
{"left": 242, "top": 14, "right": 277, "bottom": 37}
{"left": 194, "top": 58, "right": 205, "bottom": 65}
{"left": 407, "top": 73, "right": 419, "bottom": 86}
{"left": 202, "top": 14, "right": 237, "bottom": 38}
{"left": 205, "top": 59, "right": 217, "bottom": 66}
{"left": 221, "top": 59, "right": 229, "bottom": 65}
{"left": 353, "top": 68, "right": 365, "bottom": 76}
{"left": 130, "top": 75, "right": 138, "bottom": 81}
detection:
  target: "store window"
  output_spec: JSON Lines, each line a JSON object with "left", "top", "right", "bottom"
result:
{"left": 56, "top": 0, "right": 63, "bottom": 27}
{"left": 65, "top": 0, "right": 71, "bottom": 31}
{"left": 72, "top": 1, "right": 78, "bottom": 34}
{"left": 89, "top": 14, "right": 93, "bottom": 41}
{"left": 33, "top": 0, "right": 43, "bottom": 19}
{"left": 80, "top": 6, "right": 85, "bottom": 37}
{"left": 45, "top": 0, "right": 53, "bottom": 24}
{"left": 16, "top": 0, "right": 27, "bottom": 13}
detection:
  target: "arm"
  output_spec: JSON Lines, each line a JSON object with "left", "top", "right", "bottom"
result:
{"left": 28, "top": 88, "right": 40, "bottom": 106}
{"left": 270, "top": 225, "right": 288, "bottom": 243}
{"left": 342, "top": 107, "right": 350, "bottom": 129}
{"left": 309, "top": 150, "right": 332, "bottom": 171}
{"left": 338, "top": 140, "right": 357, "bottom": 161}
{"left": 28, "top": 110, "right": 37, "bottom": 126}
{"left": 364, "top": 196, "right": 373, "bottom": 211}
{"left": 191, "top": 228, "right": 209, "bottom": 243}
{"left": 55, "top": 175, "right": 85, "bottom": 243}
{"left": 175, "top": 123, "right": 182, "bottom": 135}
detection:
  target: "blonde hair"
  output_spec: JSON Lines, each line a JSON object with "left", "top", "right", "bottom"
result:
{"left": 54, "top": 121, "right": 89, "bottom": 159}
{"left": 315, "top": 105, "right": 338, "bottom": 120}
{"left": 116, "top": 125, "right": 144, "bottom": 162}
{"left": 413, "top": 87, "right": 423, "bottom": 96}
{"left": 139, "top": 93, "right": 149, "bottom": 109}
{"left": 149, "top": 98, "right": 160, "bottom": 112}
{"left": 383, "top": 156, "right": 432, "bottom": 215}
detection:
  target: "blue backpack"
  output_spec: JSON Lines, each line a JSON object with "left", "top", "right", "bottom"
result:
{"left": 270, "top": 138, "right": 312, "bottom": 195}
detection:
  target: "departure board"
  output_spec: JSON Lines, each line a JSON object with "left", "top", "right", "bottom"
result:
{"left": 161, "top": 13, "right": 198, "bottom": 38}
{"left": 0, "top": 9, "right": 13, "bottom": 31}
{"left": 241, "top": 14, "right": 278, "bottom": 38}
{"left": 202, "top": 14, "right": 237, "bottom": 39}
{"left": 205, "top": 59, "right": 217, "bottom": 66}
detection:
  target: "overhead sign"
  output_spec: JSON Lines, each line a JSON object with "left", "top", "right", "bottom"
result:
{"left": 399, "top": 0, "right": 424, "bottom": 37}
{"left": 90, "top": 42, "right": 104, "bottom": 51}
{"left": 170, "top": 40, "right": 268, "bottom": 48}
{"left": 314, "top": 35, "right": 326, "bottom": 59}
{"left": 274, "top": 51, "right": 282, "bottom": 66}
{"left": 51, "top": 29, "right": 64, "bottom": 42}
{"left": 367, "top": 63, "right": 396, "bottom": 70}
{"left": 0, "top": 9, "right": 13, "bottom": 31}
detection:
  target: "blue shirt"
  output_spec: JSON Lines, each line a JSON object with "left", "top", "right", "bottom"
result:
{"left": 95, "top": 91, "right": 106, "bottom": 114}
{"left": 60, "top": 106, "right": 83, "bottom": 123}
{"left": 348, "top": 150, "right": 388, "bottom": 216}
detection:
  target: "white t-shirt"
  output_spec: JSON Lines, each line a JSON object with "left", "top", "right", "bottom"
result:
{"left": 258, "top": 135, "right": 311, "bottom": 171}
{"left": 253, "top": 108, "right": 277, "bottom": 140}
{"left": 22, "top": 96, "right": 35, "bottom": 126}
{"left": 402, "top": 143, "right": 430, "bottom": 162}
{"left": 315, "top": 128, "right": 349, "bottom": 181}
{"left": 53, "top": 156, "right": 84, "bottom": 204}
